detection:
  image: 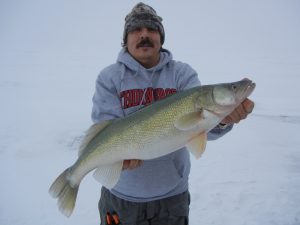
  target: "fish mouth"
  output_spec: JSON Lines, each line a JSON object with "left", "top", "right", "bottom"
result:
{"left": 236, "top": 79, "right": 256, "bottom": 102}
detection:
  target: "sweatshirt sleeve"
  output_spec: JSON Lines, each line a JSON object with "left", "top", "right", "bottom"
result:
{"left": 208, "top": 124, "right": 233, "bottom": 140}
{"left": 91, "top": 71, "right": 124, "bottom": 124}
{"left": 175, "top": 62, "right": 201, "bottom": 90}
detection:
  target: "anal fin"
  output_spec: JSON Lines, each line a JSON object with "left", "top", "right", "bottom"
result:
{"left": 93, "top": 161, "right": 123, "bottom": 189}
{"left": 186, "top": 132, "right": 207, "bottom": 159}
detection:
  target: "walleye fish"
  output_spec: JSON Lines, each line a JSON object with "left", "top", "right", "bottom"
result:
{"left": 49, "top": 79, "right": 255, "bottom": 217}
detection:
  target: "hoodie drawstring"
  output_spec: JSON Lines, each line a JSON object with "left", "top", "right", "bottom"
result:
{"left": 138, "top": 66, "right": 157, "bottom": 106}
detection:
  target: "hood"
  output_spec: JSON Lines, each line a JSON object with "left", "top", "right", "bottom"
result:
{"left": 117, "top": 48, "right": 173, "bottom": 73}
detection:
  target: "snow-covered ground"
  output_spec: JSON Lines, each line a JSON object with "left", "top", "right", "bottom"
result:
{"left": 1, "top": 1, "right": 299, "bottom": 224}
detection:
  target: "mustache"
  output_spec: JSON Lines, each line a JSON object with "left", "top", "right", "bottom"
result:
{"left": 136, "top": 38, "right": 154, "bottom": 48}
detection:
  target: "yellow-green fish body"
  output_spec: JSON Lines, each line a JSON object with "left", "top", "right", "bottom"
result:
{"left": 49, "top": 79, "right": 255, "bottom": 217}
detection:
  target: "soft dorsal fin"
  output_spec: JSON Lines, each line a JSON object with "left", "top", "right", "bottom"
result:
{"left": 186, "top": 132, "right": 207, "bottom": 159}
{"left": 174, "top": 111, "right": 204, "bottom": 131}
{"left": 78, "top": 120, "right": 112, "bottom": 156}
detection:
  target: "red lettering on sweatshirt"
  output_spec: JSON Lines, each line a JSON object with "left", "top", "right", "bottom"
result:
{"left": 120, "top": 88, "right": 177, "bottom": 109}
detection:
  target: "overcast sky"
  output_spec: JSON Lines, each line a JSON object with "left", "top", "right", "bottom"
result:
{"left": 1, "top": 0, "right": 300, "bottom": 114}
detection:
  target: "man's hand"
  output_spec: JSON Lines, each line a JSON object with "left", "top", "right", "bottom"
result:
{"left": 221, "top": 98, "right": 254, "bottom": 125}
{"left": 122, "top": 159, "right": 143, "bottom": 170}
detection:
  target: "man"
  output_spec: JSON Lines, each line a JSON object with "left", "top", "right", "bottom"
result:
{"left": 92, "top": 2, "right": 254, "bottom": 225}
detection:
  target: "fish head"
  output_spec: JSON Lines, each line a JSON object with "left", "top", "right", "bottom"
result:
{"left": 197, "top": 79, "right": 256, "bottom": 117}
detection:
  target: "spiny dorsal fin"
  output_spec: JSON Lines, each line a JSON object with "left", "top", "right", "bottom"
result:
{"left": 186, "top": 132, "right": 207, "bottom": 159}
{"left": 78, "top": 120, "right": 112, "bottom": 156}
{"left": 174, "top": 111, "right": 204, "bottom": 131}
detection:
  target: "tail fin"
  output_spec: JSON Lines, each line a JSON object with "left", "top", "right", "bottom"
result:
{"left": 49, "top": 168, "right": 79, "bottom": 217}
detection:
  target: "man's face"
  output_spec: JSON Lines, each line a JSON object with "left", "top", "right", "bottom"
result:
{"left": 126, "top": 27, "right": 161, "bottom": 68}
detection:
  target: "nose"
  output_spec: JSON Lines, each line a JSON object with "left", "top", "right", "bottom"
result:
{"left": 140, "top": 28, "right": 150, "bottom": 39}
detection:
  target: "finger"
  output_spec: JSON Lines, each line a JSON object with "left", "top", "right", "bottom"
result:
{"left": 122, "top": 160, "right": 130, "bottom": 170}
{"left": 229, "top": 109, "right": 242, "bottom": 123}
{"left": 137, "top": 160, "right": 143, "bottom": 167}
{"left": 235, "top": 104, "right": 247, "bottom": 120}
{"left": 128, "top": 160, "right": 138, "bottom": 169}
{"left": 242, "top": 98, "right": 255, "bottom": 113}
{"left": 128, "top": 159, "right": 142, "bottom": 170}
{"left": 221, "top": 115, "right": 233, "bottom": 124}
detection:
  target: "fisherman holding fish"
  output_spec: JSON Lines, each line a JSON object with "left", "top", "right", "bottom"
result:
{"left": 49, "top": 2, "right": 255, "bottom": 224}
{"left": 91, "top": 3, "right": 254, "bottom": 224}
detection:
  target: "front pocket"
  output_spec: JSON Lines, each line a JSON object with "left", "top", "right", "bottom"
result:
{"left": 113, "top": 158, "right": 183, "bottom": 198}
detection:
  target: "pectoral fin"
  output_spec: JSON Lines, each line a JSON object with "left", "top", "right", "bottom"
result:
{"left": 93, "top": 161, "right": 123, "bottom": 189}
{"left": 174, "top": 111, "right": 204, "bottom": 131}
{"left": 186, "top": 132, "right": 207, "bottom": 159}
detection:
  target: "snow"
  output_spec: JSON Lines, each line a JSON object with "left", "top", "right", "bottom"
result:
{"left": 1, "top": 0, "right": 300, "bottom": 224}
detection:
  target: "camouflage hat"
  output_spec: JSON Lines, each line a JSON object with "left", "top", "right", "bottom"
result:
{"left": 123, "top": 2, "right": 165, "bottom": 46}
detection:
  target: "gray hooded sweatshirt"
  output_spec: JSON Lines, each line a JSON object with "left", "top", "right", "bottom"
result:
{"left": 92, "top": 48, "right": 232, "bottom": 202}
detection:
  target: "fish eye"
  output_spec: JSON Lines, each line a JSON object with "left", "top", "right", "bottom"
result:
{"left": 232, "top": 84, "right": 237, "bottom": 91}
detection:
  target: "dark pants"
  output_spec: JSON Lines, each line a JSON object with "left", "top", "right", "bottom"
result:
{"left": 98, "top": 187, "right": 190, "bottom": 225}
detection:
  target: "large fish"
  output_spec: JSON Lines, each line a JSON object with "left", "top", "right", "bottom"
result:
{"left": 49, "top": 79, "right": 255, "bottom": 217}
